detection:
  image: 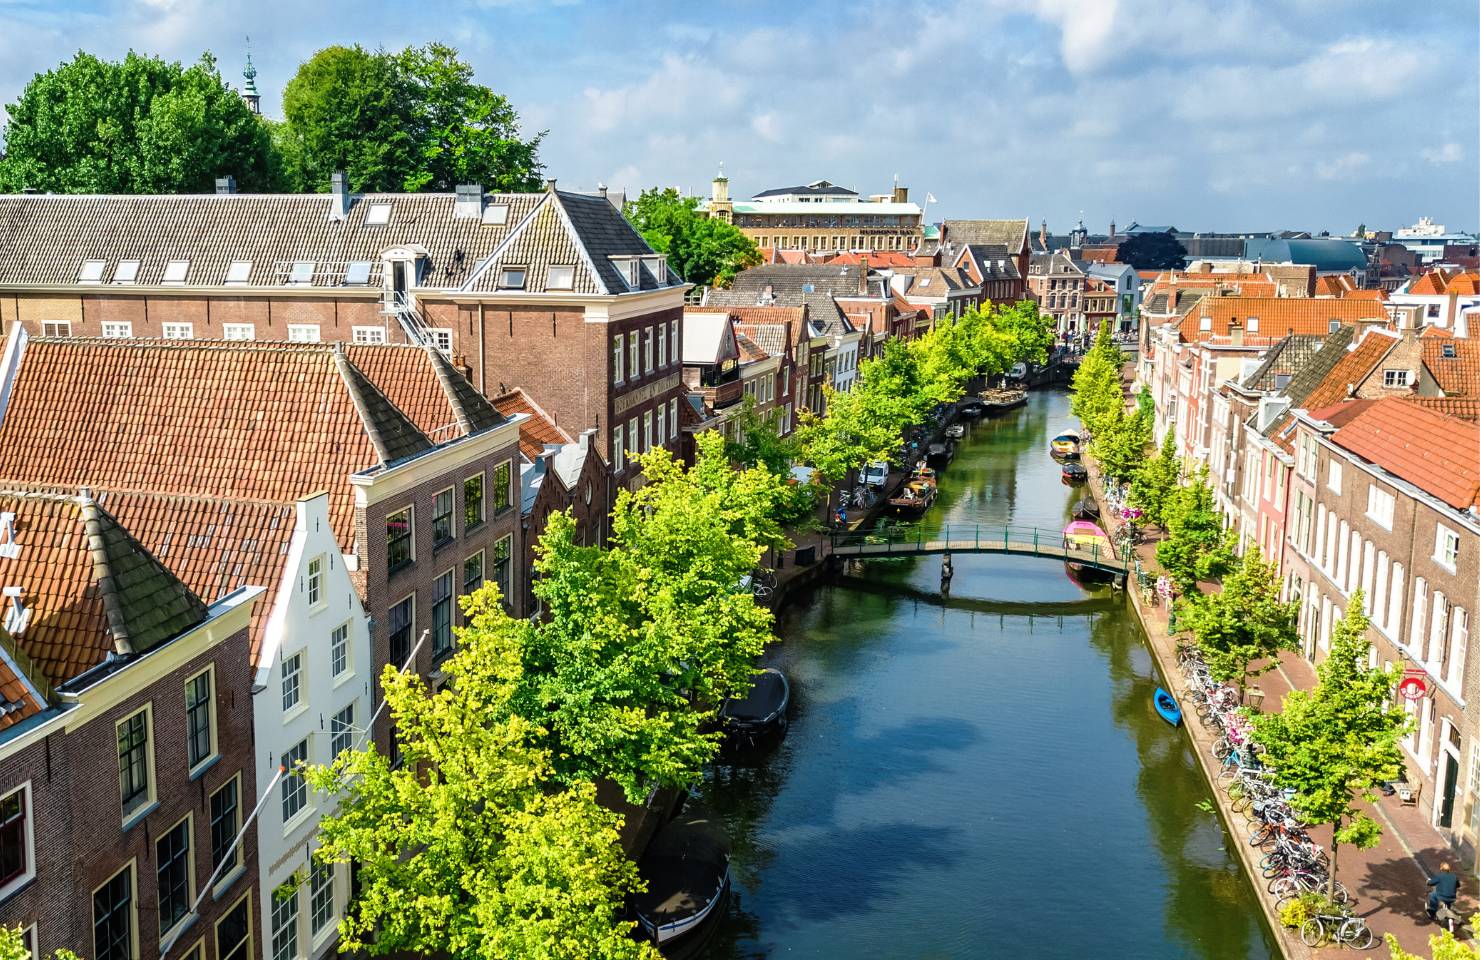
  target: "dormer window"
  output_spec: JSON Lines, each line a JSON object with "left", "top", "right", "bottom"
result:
{"left": 0, "top": 513, "right": 18, "bottom": 559}
{"left": 1247, "top": 316, "right": 1259, "bottom": 332}
{"left": 162, "top": 260, "right": 189, "bottom": 285}
{"left": 2, "top": 587, "right": 28, "bottom": 635}
{"left": 498, "top": 267, "right": 527, "bottom": 289}
{"left": 1442, "top": 343, "right": 1457, "bottom": 358}
{"left": 290, "top": 261, "right": 315, "bottom": 286}
{"left": 483, "top": 205, "right": 509, "bottom": 225}
{"left": 366, "top": 203, "right": 392, "bottom": 225}
{"left": 546, "top": 265, "right": 574, "bottom": 290}
{"left": 78, "top": 260, "right": 106, "bottom": 284}
{"left": 225, "top": 260, "right": 252, "bottom": 285}
{"left": 345, "top": 261, "right": 373, "bottom": 285}
{"left": 643, "top": 256, "right": 666, "bottom": 284}
{"left": 112, "top": 260, "right": 140, "bottom": 285}
{"left": 616, "top": 259, "right": 640, "bottom": 289}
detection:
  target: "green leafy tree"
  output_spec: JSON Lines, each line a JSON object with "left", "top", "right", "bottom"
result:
{"left": 723, "top": 397, "right": 817, "bottom": 528}
{"left": 1180, "top": 545, "right": 1298, "bottom": 700}
{"left": 623, "top": 188, "right": 761, "bottom": 287}
{"left": 279, "top": 43, "right": 543, "bottom": 192}
{"left": 1155, "top": 466, "right": 1234, "bottom": 592}
{"left": 993, "top": 300, "right": 1057, "bottom": 369}
{"left": 0, "top": 51, "right": 279, "bottom": 193}
{"left": 1090, "top": 399, "right": 1151, "bottom": 483}
{"left": 1117, "top": 231, "right": 1188, "bottom": 270}
{"left": 1250, "top": 595, "right": 1411, "bottom": 900}
{"left": 795, "top": 383, "right": 904, "bottom": 482}
{"left": 1070, "top": 322, "right": 1127, "bottom": 437}
{"left": 1386, "top": 927, "right": 1480, "bottom": 959}
{"left": 303, "top": 589, "right": 657, "bottom": 960}
{"left": 521, "top": 432, "right": 786, "bottom": 800}
{"left": 1132, "top": 431, "right": 1181, "bottom": 528}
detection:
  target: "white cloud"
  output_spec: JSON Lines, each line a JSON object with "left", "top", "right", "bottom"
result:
{"left": 1314, "top": 152, "right": 1371, "bottom": 182}
{"left": 750, "top": 112, "right": 782, "bottom": 142}
{"left": 1422, "top": 142, "right": 1463, "bottom": 164}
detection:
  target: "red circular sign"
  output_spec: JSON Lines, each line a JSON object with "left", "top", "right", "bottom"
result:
{"left": 1398, "top": 676, "right": 1427, "bottom": 700}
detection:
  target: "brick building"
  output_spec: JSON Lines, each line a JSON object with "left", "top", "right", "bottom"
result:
{"left": 703, "top": 175, "right": 924, "bottom": 255}
{"left": 0, "top": 491, "right": 263, "bottom": 960}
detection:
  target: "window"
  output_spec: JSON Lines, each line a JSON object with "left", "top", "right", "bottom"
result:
{"left": 210, "top": 778, "right": 240, "bottom": 871}
{"left": 1199, "top": 316, "right": 1212, "bottom": 331}
{"left": 482, "top": 204, "right": 509, "bottom": 225}
{"left": 345, "top": 262, "right": 373, "bottom": 285}
{"left": 644, "top": 327, "right": 654, "bottom": 374}
{"left": 185, "top": 669, "right": 215, "bottom": 769}
{"left": 432, "top": 571, "right": 453, "bottom": 658}
{"left": 644, "top": 410, "right": 653, "bottom": 450}
{"left": 309, "top": 860, "right": 336, "bottom": 936}
{"left": 498, "top": 267, "right": 527, "bottom": 289}
{"left": 93, "top": 865, "right": 134, "bottom": 960}
{"left": 162, "top": 322, "right": 194, "bottom": 340}
{"left": 1383, "top": 369, "right": 1410, "bottom": 388}
{"left": 117, "top": 708, "right": 152, "bottom": 819}
{"left": 1448, "top": 609, "right": 1470, "bottom": 690}
{"left": 1366, "top": 485, "right": 1394, "bottom": 529}
{"left": 463, "top": 551, "right": 484, "bottom": 595}
{"left": 287, "top": 324, "right": 320, "bottom": 343}
{"left": 281, "top": 652, "right": 303, "bottom": 713}
{"left": 216, "top": 895, "right": 252, "bottom": 960}
{"left": 388, "top": 596, "right": 414, "bottom": 669}
{"left": 0, "top": 785, "right": 32, "bottom": 892}
{"left": 669, "top": 320, "right": 678, "bottom": 365}
{"left": 656, "top": 403, "right": 666, "bottom": 446}
{"left": 330, "top": 702, "right": 355, "bottom": 757}
{"left": 616, "top": 258, "right": 640, "bottom": 289}
{"left": 351, "top": 325, "right": 386, "bottom": 344}
{"left": 162, "top": 260, "right": 190, "bottom": 285}
{"left": 464, "top": 474, "right": 485, "bottom": 531}
{"left": 1327, "top": 461, "right": 1342, "bottom": 495}
{"left": 628, "top": 333, "right": 640, "bottom": 380}
{"left": 330, "top": 622, "right": 350, "bottom": 679}
{"left": 432, "top": 488, "right": 455, "bottom": 545}
{"left": 627, "top": 418, "right": 637, "bottom": 462}
{"left": 102, "top": 321, "right": 133, "bottom": 338}
{"left": 289, "top": 261, "right": 315, "bottom": 285}
{"left": 643, "top": 256, "right": 666, "bottom": 283}
{"left": 112, "top": 260, "right": 140, "bottom": 285}
{"left": 156, "top": 817, "right": 192, "bottom": 936}
{"left": 546, "top": 265, "right": 575, "bottom": 290}
{"left": 493, "top": 461, "right": 512, "bottom": 514}
{"left": 225, "top": 261, "right": 253, "bottom": 285}
{"left": 612, "top": 336, "right": 625, "bottom": 384}
{"left": 41, "top": 321, "right": 71, "bottom": 337}
{"left": 1442, "top": 342, "right": 1457, "bottom": 358}
{"left": 612, "top": 428, "right": 625, "bottom": 472}
{"left": 1435, "top": 525, "right": 1460, "bottom": 570}
{"left": 386, "top": 507, "right": 413, "bottom": 571}
{"left": 1412, "top": 577, "right": 1429, "bottom": 651}
{"left": 1247, "top": 317, "right": 1259, "bottom": 332}
{"left": 281, "top": 739, "right": 309, "bottom": 824}
{"left": 493, "top": 536, "right": 512, "bottom": 601}
{"left": 428, "top": 329, "right": 453, "bottom": 355}
{"left": 657, "top": 323, "right": 667, "bottom": 368}
{"left": 669, "top": 398, "right": 677, "bottom": 436}
{"left": 365, "top": 203, "right": 392, "bottom": 225}
{"left": 307, "top": 556, "right": 324, "bottom": 607}
{"left": 79, "top": 259, "right": 106, "bottom": 283}
{"left": 271, "top": 887, "right": 298, "bottom": 960}
{"left": 222, "top": 323, "right": 255, "bottom": 341}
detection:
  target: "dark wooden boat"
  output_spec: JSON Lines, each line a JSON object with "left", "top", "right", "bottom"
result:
{"left": 719, "top": 668, "right": 790, "bottom": 745}
{"left": 1154, "top": 687, "right": 1182, "bottom": 726}
{"left": 926, "top": 442, "right": 953, "bottom": 467}
{"left": 1061, "top": 463, "right": 1088, "bottom": 484}
{"left": 634, "top": 811, "right": 731, "bottom": 955}
{"left": 957, "top": 399, "right": 985, "bottom": 418}
{"left": 1072, "top": 498, "right": 1101, "bottom": 521}
{"left": 888, "top": 480, "right": 936, "bottom": 517}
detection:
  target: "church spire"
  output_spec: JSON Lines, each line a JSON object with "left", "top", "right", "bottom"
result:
{"left": 241, "top": 38, "right": 261, "bottom": 115}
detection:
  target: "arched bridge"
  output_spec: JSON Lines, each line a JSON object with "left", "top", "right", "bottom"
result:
{"left": 830, "top": 523, "right": 1131, "bottom": 578}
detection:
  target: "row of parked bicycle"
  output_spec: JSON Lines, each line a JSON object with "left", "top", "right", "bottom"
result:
{"left": 1176, "top": 642, "right": 1376, "bottom": 949}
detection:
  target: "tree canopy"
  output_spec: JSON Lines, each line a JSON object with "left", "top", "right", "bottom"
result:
{"left": 0, "top": 51, "right": 279, "bottom": 193}
{"left": 1155, "top": 466, "right": 1235, "bottom": 592}
{"left": 623, "top": 188, "right": 761, "bottom": 287}
{"left": 1116, "top": 231, "right": 1188, "bottom": 271}
{"left": 278, "top": 43, "right": 544, "bottom": 192}
{"left": 1180, "top": 545, "right": 1298, "bottom": 698}
{"left": 1132, "top": 431, "right": 1181, "bottom": 528}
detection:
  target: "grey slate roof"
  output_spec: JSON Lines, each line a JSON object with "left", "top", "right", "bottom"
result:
{"left": 706, "top": 266, "right": 863, "bottom": 337}
{"left": 941, "top": 219, "right": 1029, "bottom": 252}
{"left": 1277, "top": 326, "right": 1356, "bottom": 408}
{"left": 1241, "top": 335, "right": 1327, "bottom": 391}
{"left": 752, "top": 181, "right": 856, "bottom": 199}
{"left": 959, "top": 243, "right": 1022, "bottom": 280}
{"left": 0, "top": 188, "right": 676, "bottom": 295}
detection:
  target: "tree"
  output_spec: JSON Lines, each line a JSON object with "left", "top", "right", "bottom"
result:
{"left": 303, "top": 588, "right": 657, "bottom": 960}
{"left": 1116, "top": 231, "right": 1188, "bottom": 271}
{"left": 1155, "top": 466, "right": 1235, "bottom": 592}
{"left": 623, "top": 188, "right": 761, "bottom": 287}
{"left": 0, "top": 51, "right": 279, "bottom": 193}
{"left": 723, "top": 398, "right": 817, "bottom": 528}
{"left": 1070, "top": 323, "right": 1127, "bottom": 437}
{"left": 795, "top": 383, "right": 904, "bottom": 482}
{"left": 1250, "top": 595, "right": 1411, "bottom": 901}
{"left": 1090, "top": 398, "right": 1151, "bottom": 483}
{"left": 1180, "top": 545, "right": 1298, "bottom": 700}
{"left": 1, "top": 925, "right": 79, "bottom": 960}
{"left": 1132, "top": 432, "right": 1181, "bottom": 528}
{"left": 520, "top": 431, "right": 786, "bottom": 800}
{"left": 993, "top": 300, "right": 1057, "bottom": 369}
{"left": 1386, "top": 929, "right": 1480, "bottom": 960}
{"left": 279, "top": 43, "right": 543, "bottom": 192}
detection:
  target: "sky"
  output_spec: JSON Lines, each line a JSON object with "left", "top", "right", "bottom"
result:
{"left": 1, "top": 0, "right": 1476, "bottom": 234}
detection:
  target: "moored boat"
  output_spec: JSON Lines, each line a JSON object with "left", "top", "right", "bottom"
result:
{"left": 910, "top": 464, "right": 939, "bottom": 488}
{"left": 926, "top": 442, "right": 954, "bottom": 467}
{"left": 1154, "top": 687, "right": 1182, "bottom": 726}
{"left": 719, "top": 668, "right": 790, "bottom": 745}
{"left": 635, "top": 810, "right": 731, "bottom": 955}
{"left": 888, "top": 480, "right": 936, "bottom": 517}
{"left": 957, "top": 398, "right": 986, "bottom": 418}
{"left": 1061, "top": 462, "right": 1088, "bottom": 484}
{"left": 1050, "top": 428, "right": 1081, "bottom": 459}
{"left": 1072, "top": 497, "right": 1101, "bottom": 521}
{"left": 944, "top": 424, "right": 966, "bottom": 440}
{"left": 1062, "top": 519, "right": 1114, "bottom": 579}
{"left": 980, "top": 387, "right": 1028, "bottom": 415}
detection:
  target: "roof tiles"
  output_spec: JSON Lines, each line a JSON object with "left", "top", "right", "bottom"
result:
{"left": 1326, "top": 399, "right": 1480, "bottom": 510}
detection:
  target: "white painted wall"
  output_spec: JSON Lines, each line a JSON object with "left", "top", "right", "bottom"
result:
{"left": 831, "top": 334, "right": 862, "bottom": 393}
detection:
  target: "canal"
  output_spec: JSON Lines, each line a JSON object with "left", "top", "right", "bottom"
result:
{"left": 695, "top": 388, "right": 1279, "bottom": 959}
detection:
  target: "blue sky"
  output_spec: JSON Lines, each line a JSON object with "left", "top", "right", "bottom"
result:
{"left": 1, "top": 0, "right": 1475, "bottom": 233}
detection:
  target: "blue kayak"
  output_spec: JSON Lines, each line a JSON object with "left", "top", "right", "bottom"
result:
{"left": 1154, "top": 687, "right": 1182, "bottom": 726}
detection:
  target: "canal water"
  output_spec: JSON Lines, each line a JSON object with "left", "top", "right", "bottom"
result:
{"left": 695, "top": 389, "right": 1278, "bottom": 959}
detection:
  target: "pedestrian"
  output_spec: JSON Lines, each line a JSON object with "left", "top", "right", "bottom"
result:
{"left": 1427, "top": 862, "right": 1460, "bottom": 920}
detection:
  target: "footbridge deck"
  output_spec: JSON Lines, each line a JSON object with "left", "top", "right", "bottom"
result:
{"left": 830, "top": 523, "right": 1131, "bottom": 577}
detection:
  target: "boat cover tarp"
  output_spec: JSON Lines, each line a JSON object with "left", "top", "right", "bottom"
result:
{"left": 1073, "top": 498, "right": 1101, "bottom": 519}
{"left": 635, "top": 814, "right": 731, "bottom": 924}
{"left": 721, "top": 669, "right": 788, "bottom": 723}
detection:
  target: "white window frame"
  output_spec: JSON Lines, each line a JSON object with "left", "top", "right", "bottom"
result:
{"left": 162, "top": 260, "right": 190, "bottom": 285}
{"left": 112, "top": 260, "right": 140, "bottom": 285}
{"left": 40, "top": 320, "right": 72, "bottom": 338}
{"left": 306, "top": 555, "right": 325, "bottom": 608}
{"left": 1366, "top": 484, "right": 1394, "bottom": 530}
{"left": 1434, "top": 524, "right": 1460, "bottom": 572}
{"left": 156, "top": 812, "right": 196, "bottom": 940}
{"left": 330, "top": 622, "right": 351, "bottom": 680}
{"left": 1382, "top": 369, "right": 1410, "bottom": 388}
{"left": 281, "top": 652, "right": 304, "bottom": 716}
{"left": 79, "top": 259, "right": 106, "bottom": 284}
{"left": 289, "top": 261, "right": 315, "bottom": 286}
{"left": 329, "top": 702, "right": 355, "bottom": 758}
{"left": 546, "top": 265, "right": 575, "bottom": 290}
{"left": 365, "top": 203, "right": 392, "bottom": 226}
{"left": 428, "top": 329, "right": 453, "bottom": 355}
{"left": 270, "top": 882, "right": 299, "bottom": 960}
{"left": 612, "top": 335, "right": 625, "bottom": 384}
{"left": 309, "top": 859, "right": 337, "bottom": 942}
{"left": 221, "top": 323, "right": 255, "bottom": 341}
{"left": 1327, "top": 461, "right": 1342, "bottom": 495}
{"left": 281, "top": 739, "right": 310, "bottom": 828}
{"left": 224, "top": 261, "right": 252, "bottom": 285}
{"left": 0, "top": 782, "right": 36, "bottom": 900}
{"left": 351, "top": 326, "right": 387, "bottom": 344}
{"left": 612, "top": 428, "right": 625, "bottom": 472}
{"left": 497, "top": 266, "right": 527, "bottom": 290}
{"left": 116, "top": 705, "right": 156, "bottom": 825}
{"left": 286, "top": 324, "right": 320, "bottom": 343}
{"left": 162, "top": 322, "right": 194, "bottom": 340}
{"left": 101, "top": 321, "right": 134, "bottom": 338}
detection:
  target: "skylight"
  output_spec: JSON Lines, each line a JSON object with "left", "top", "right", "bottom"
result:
{"left": 483, "top": 205, "right": 510, "bottom": 225}
{"left": 112, "top": 260, "right": 140, "bottom": 284}
{"left": 498, "top": 267, "right": 527, "bottom": 289}
{"left": 345, "top": 261, "right": 373, "bottom": 285}
{"left": 162, "top": 260, "right": 190, "bottom": 285}
{"left": 366, "top": 203, "right": 392, "bottom": 226}
{"left": 78, "top": 260, "right": 106, "bottom": 284}
{"left": 225, "top": 261, "right": 252, "bottom": 285}
{"left": 290, "top": 261, "right": 316, "bottom": 285}
{"left": 546, "top": 265, "right": 575, "bottom": 290}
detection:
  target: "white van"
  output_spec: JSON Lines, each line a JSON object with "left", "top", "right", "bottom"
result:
{"left": 861, "top": 461, "right": 890, "bottom": 487}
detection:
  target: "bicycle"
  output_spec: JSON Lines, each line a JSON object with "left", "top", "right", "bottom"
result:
{"left": 1300, "top": 912, "right": 1372, "bottom": 949}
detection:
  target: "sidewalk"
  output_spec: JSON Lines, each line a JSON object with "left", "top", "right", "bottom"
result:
{"left": 1087, "top": 462, "right": 1468, "bottom": 957}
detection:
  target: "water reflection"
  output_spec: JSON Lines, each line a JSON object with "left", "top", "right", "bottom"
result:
{"left": 694, "top": 390, "right": 1276, "bottom": 959}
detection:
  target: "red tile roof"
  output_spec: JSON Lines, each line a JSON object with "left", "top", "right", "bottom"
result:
{"left": 1300, "top": 333, "right": 1398, "bottom": 410}
{"left": 1407, "top": 269, "right": 1480, "bottom": 297}
{"left": 0, "top": 636, "right": 45, "bottom": 731}
{"left": 1183, "top": 296, "right": 1389, "bottom": 344}
{"left": 1405, "top": 398, "right": 1480, "bottom": 422}
{"left": 1422, "top": 337, "right": 1480, "bottom": 396}
{"left": 1326, "top": 399, "right": 1480, "bottom": 510}
{"left": 491, "top": 389, "right": 572, "bottom": 462}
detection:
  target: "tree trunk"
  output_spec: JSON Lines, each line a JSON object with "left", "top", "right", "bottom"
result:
{"left": 1327, "top": 829, "right": 1340, "bottom": 903}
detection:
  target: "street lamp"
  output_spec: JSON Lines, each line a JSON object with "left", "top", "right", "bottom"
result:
{"left": 1246, "top": 686, "right": 1266, "bottom": 713}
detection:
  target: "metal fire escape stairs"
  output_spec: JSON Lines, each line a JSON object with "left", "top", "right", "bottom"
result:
{"left": 384, "top": 291, "right": 434, "bottom": 347}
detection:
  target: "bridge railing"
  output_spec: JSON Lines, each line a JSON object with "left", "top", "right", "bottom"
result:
{"left": 831, "top": 522, "right": 1129, "bottom": 569}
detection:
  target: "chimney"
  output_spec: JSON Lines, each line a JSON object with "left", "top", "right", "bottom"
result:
{"left": 1230, "top": 321, "right": 1243, "bottom": 347}
{"left": 215, "top": 176, "right": 237, "bottom": 195}
{"left": 454, "top": 183, "right": 484, "bottom": 219}
{"left": 1108, "top": 219, "right": 1116, "bottom": 241}
{"left": 329, "top": 171, "right": 351, "bottom": 221}
{"left": 598, "top": 183, "right": 608, "bottom": 199}
{"left": 892, "top": 184, "right": 908, "bottom": 204}
{"left": 545, "top": 178, "right": 558, "bottom": 193}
